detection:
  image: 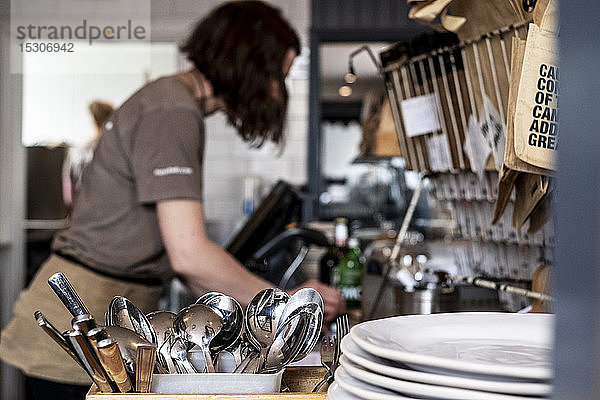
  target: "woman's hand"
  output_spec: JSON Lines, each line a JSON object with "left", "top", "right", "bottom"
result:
{"left": 289, "top": 279, "right": 346, "bottom": 322}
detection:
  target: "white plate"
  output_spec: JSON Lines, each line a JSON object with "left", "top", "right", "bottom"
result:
{"left": 335, "top": 367, "right": 415, "bottom": 400}
{"left": 327, "top": 382, "right": 364, "bottom": 400}
{"left": 341, "top": 335, "right": 552, "bottom": 396}
{"left": 351, "top": 312, "right": 553, "bottom": 380}
{"left": 341, "top": 356, "right": 548, "bottom": 400}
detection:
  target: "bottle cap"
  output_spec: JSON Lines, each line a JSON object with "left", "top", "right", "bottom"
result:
{"left": 334, "top": 221, "right": 348, "bottom": 245}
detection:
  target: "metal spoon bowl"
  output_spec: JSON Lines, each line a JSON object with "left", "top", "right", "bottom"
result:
{"left": 146, "top": 311, "right": 177, "bottom": 373}
{"left": 107, "top": 296, "right": 157, "bottom": 345}
{"left": 277, "top": 288, "right": 324, "bottom": 362}
{"left": 262, "top": 302, "right": 322, "bottom": 373}
{"left": 286, "top": 302, "right": 323, "bottom": 362}
{"left": 195, "top": 292, "right": 243, "bottom": 352}
{"left": 146, "top": 311, "right": 175, "bottom": 346}
{"left": 245, "top": 288, "right": 290, "bottom": 373}
{"left": 174, "top": 304, "right": 223, "bottom": 373}
{"left": 279, "top": 288, "right": 323, "bottom": 324}
{"left": 103, "top": 325, "right": 153, "bottom": 376}
{"left": 245, "top": 288, "right": 290, "bottom": 350}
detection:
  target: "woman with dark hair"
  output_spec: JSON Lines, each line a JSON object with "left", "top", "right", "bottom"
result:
{"left": 0, "top": 2, "right": 344, "bottom": 399}
{"left": 180, "top": 0, "right": 299, "bottom": 145}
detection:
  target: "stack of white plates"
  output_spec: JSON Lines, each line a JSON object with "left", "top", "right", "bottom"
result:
{"left": 328, "top": 312, "right": 553, "bottom": 400}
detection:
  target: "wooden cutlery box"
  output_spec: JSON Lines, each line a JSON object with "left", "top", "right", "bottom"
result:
{"left": 86, "top": 366, "right": 328, "bottom": 400}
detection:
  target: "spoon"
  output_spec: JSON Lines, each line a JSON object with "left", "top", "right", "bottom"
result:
{"left": 262, "top": 302, "right": 322, "bottom": 373}
{"left": 245, "top": 288, "right": 290, "bottom": 373}
{"left": 195, "top": 292, "right": 244, "bottom": 353}
{"left": 228, "top": 333, "right": 257, "bottom": 370}
{"left": 146, "top": 311, "right": 177, "bottom": 373}
{"left": 279, "top": 288, "right": 323, "bottom": 325}
{"left": 278, "top": 288, "right": 324, "bottom": 362}
{"left": 169, "top": 335, "right": 197, "bottom": 374}
{"left": 186, "top": 346, "right": 206, "bottom": 372}
{"left": 215, "top": 350, "right": 237, "bottom": 373}
{"left": 107, "top": 296, "right": 157, "bottom": 345}
{"left": 103, "top": 325, "right": 153, "bottom": 378}
{"left": 174, "top": 304, "right": 223, "bottom": 373}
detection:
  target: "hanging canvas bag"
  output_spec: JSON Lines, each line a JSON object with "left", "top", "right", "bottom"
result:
{"left": 513, "top": 0, "right": 559, "bottom": 170}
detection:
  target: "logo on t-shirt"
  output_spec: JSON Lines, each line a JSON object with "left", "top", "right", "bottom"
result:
{"left": 153, "top": 166, "right": 193, "bottom": 177}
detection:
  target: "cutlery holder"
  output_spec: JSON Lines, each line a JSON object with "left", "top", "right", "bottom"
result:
{"left": 151, "top": 370, "right": 284, "bottom": 394}
{"left": 86, "top": 366, "right": 328, "bottom": 399}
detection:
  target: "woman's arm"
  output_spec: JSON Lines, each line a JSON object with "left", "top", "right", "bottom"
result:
{"left": 157, "top": 199, "right": 273, "bottom": 306}
{"left": 157, "top": 199, "right": 345, "bottom": 320}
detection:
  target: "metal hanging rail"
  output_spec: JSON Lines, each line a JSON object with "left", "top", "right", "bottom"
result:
{"left": 381, "top": 20, "right": 531, "bottom": 175}
{"left": 381, "top": 20, "right": 531, "bottom": 74}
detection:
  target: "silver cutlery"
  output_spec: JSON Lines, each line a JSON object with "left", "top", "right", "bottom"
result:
{"left": 333, "top": 314, "right": 350, "bottom": 375}
{"left": 146, "top": 311, "right": 178, "bottom": 373}
{"left": 195, "top": 292, "right": 244, "bottom": 354}
{"left": 279, "top": 288, "right": 324, "bottom": 363}
{"left": 47, "top": 272, "right": 90, "bottom": 317}
{"left": 67, "top": 329, "right": 115, "bottom": 392}
{"left": 135, "top": 343, "right": 157, "bottom": 393}
{"left": 312, "top": 335, "right": 335, "bottom": 392}
{"left": 245, "top": 288, "right": 290, "bottom": 373}
{"left": 261, "top": 302, "right": 321, "bottom": 373}
{"left": 97, "top": 338, "right": 133, "bottom": 393}
{"left": 107, "top": 296, "right": 157, "bottom": 345}
{"left": 41, "top": 274, "right": 325, "bottom": 385}
{"left": 102, "top": 325, "right": 153, "bottom": 380}
{"left": 72, "top": 313, "right": 97, "bottom": 334}
{"left": 169, "top": 335, "right": 198, "bottom": 374}
{"left": 34, "top": 311, "right": 84, "bottom": 370}
{"left": 174, "top": 304, "right": 223, "bottom": 373}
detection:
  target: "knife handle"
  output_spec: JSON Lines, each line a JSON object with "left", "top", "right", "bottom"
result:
{"left": 48, "top": 272, "right": 90, "bottom": 317}
{"left": 97, "top": 339, "right": 133, "bottom": 393}
{"left": 68, "top": 330, "right": 114, "bottom": 393}
{"left": 135, "top": 343, "right": 157, "bottom": 393}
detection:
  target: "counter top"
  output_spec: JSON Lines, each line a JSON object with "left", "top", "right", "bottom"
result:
{"left": 87, "top": 392, "right": 327, "bottom": 399}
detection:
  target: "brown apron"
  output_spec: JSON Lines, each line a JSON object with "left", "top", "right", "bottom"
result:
{"left": 0, "top": 255, "right": 162, "bottom": 384}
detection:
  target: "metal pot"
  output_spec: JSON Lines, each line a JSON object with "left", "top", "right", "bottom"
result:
{"left": 395, "top": 284, "right": 458, "bottom": 315}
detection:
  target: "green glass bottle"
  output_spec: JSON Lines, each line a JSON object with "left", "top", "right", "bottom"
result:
{"left": 338, "top": 237, "right": 364, "bottom": 308}
{"left": 319, "top": 218, "right": 348, "bottom": 286}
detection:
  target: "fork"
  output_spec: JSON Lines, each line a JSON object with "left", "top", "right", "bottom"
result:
{"left": 321, "top": 336, "right": 335, "bottom": 374}
{"left": 312, "top": 335, "right": 335, "bottom": 392}
{"left": 332, "top": 314, "right": 349, "bottom": 375}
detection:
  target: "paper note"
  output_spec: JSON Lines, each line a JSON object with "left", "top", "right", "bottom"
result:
{"left": 426, "top": 134, "right": 452, "bottom": 172}
{"left": 400, "top": 94, "right": 442, "bottom": 137}
{"left": 464, "top": 114, "right": 490, "bottom": 180}
{"left": 480, "top": 95, "right": 506, "bottom": 171}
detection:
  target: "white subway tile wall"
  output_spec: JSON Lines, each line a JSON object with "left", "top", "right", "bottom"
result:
{"left": 195, "top": 1, "right": 311, "bottom": 232}
{"left": 21, "top": 0, "right": 311, "bottom": 236}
